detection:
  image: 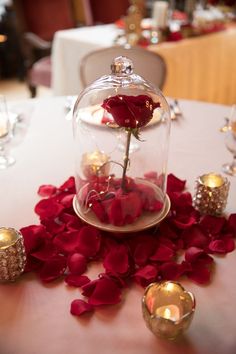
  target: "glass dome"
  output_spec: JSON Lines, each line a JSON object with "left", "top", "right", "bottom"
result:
{"left": 72, "top": 56, "right": 171, "bottom": 233}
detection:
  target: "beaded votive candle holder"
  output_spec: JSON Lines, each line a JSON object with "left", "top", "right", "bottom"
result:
{"left": 193, "top": 173, "right": 230, "bottom": 216}
{"left": 0, "top": 227, "right": 26, "bottom": 282}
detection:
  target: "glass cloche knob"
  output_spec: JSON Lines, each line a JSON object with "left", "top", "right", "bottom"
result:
{"left": 111, "top": 56, "right": 134, "bottom": 76}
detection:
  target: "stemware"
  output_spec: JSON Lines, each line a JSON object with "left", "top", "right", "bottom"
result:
{"left": 222, "top": 104, "right": 236, "bottom": 176}
{"left": 0, "top": 95, "right": 15, "bottom": 169}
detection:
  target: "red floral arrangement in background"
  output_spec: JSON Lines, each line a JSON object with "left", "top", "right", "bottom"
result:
{"left": 20, "top": 174, "right": 236, "bottom": 317}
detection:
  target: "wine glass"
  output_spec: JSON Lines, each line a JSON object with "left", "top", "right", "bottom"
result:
{"left": 0, "top": 95, "right": 15, "bottom": 169}
{"left": 222, "top": 104, "right": 236, "bottom": 176}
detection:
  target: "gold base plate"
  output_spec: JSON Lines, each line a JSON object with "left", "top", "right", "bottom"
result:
{"left": 73, "top": 190, "right": 170, "bottom": 234}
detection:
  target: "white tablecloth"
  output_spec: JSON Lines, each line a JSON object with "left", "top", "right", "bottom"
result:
{"left": 52, "top": 24, "right": 120, "bottom": 96}
{"left": 0, "top": 97, "right": 236, "bottom": 354}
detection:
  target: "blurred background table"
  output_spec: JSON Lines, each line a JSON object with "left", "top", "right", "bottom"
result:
{"left": 52, "top": 23, "right": 236, "bottom": 105}
{"left": 0, "top": 96, "right": 236, "bottom": 354}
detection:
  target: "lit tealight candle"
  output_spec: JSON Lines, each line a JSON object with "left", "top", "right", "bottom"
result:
{"left": 193, "top": 173, "right": 230, "bottom": 215}
{"left": 81, "top": 150, "right": 110, "bottom": 179}
{"left": 200, "top": 173, "right": 224, "bottom": 188}
{"left": 0, "top": 227, "right": 26, "bottom": 282}
{"left": 142, "top": 281, "right": 195, "bottom": 340}
{"left": 155, "top": 304, "right": 181, "bottom": 322}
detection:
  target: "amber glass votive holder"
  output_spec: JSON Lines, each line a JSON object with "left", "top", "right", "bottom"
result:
{"left": 0, "top": 227, "right": 26, "bottom": 282}
{"left": 193, "top": 173, "right": 230, "bottom": 216}
{"left": 142, "top": 281, "right": 195, "bottom": 340}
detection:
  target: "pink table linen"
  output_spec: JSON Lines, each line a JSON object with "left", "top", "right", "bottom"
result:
{"left": 0, "top": 97, "right": 236, "bottom": 354}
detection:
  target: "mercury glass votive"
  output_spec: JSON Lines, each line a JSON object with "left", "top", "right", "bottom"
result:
{"left": 142, "top": 281, "right": 196, "bottom": 340}
{"left": 0, "top": 227, "right": 26, "bottom": 282}
{"left": 193, "top": 173, "right": 230, "bottom": 215}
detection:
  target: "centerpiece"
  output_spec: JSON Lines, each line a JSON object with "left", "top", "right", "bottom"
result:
{"left": 72, "top": 56, "right": 171, "bottom": 232}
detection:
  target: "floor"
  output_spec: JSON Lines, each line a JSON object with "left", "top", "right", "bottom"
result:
{"left": 0, "top": 78, "right": 53, "bottom": 101}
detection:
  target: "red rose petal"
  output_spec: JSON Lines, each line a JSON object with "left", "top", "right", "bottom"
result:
{"left": 81, "top": 279, "right": 98, "bottom": 297}
{"left": 187, "top": 261, "right": 211, "bottom": 284}
{"left": 172, "top": 214, "right": 196, "bottom": 230}
{"left": 20, "top": 224, "right": 51, "bottom": 254}
{"left": 41, "top": 218, "right": 65, "bottom": 235}
{"left": 133, "top": 237, "right": 157, "bottom": 266}
{"left": 39, "top": 255, "right": 67, "bottom": 282}
{"left": 226, "top": 214, "right": 236, "bottom": 236}
{"left": 200, "top": 215, "right": 226, "bottom": 235}
{"left": 182, "top": 225, "right": 209, "bottom": 248}
{"left": 86, "top": 277, "right": 122, "bottom": 306}
{"left": 31, "top": 241, "right": 57, "bottom": 261}
{"left": 34, "top": 198, "right": 65, "bottom": 219}
{"left": 170, "top": 192, "right": 193, "bottom": 210}
{"left": 108, "top": 191, "right": 142, "bottom": 226}
{"left": 59, "top": 176, "right": 75, "bottom": 192}
{"left": 160, "top": 261, "right": 183, "bottom": 280}
{"left": 144, "top": 171, "right": 157, "bottom": 180}
{"left": 91, "top": 200, "right": 108, "bottom": 223}
{"left": 53, "top": 231, "right": 81, "bottom": 254}
{"left": 76, "top": 226, "right": 101, "bottom": 257}
{"left": 70, "top": 299, "right": 94, "bottom": 316}
{"left": 167, "top": 174, "right": 186, "bottom": 193}
{"left": 60, "top": 194, "right": 74, "bottom": 208}
{"left": 67, "top": 253, "right": 87, "bottom": 275}
{"left": 150, "top": 244, "right": 174, "bottom": 261}
{"left": 209, "top": 238, "right": 235, "bottom": 254}
{"left": 136, "top": 183, "right": 163, "bottom": 212}
{"left": 134, "top": 265, "right": 158, "bottom": 287}
{"left": 103, "top": 244, "right": 129, "bottom": 275}
{"left": 185, "top": 247, "right": 213, "bottom": 264}
{"left": 37, "top": 184, "right": 57, "bottom": 197}
{"left": 65, "top": 274, "right": 90, "bottom": 287}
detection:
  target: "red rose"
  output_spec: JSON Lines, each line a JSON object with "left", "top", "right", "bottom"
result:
{"left": 101, "top": 94, "right": 160, "bottom": 128}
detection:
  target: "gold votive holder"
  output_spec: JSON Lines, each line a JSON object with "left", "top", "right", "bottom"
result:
{"left": 0, "top": 227, "right": 26, "bottom": 282}
{"left": 193, "top": 173, "right": 230, "bottom": 216}
{"left": 142, "top": 281, "right": 195, "bottom": 340}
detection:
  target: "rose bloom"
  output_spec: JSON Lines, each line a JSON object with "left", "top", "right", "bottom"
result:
{"left": 101, "top": 94, "right": 160, "bottom": 129}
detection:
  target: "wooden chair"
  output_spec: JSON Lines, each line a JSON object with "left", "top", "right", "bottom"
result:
{"left": 13, "top": 0, "right": 76, "bottom": 97}
{"left": 80, "top": 45, "right": 167, "bottom": 90}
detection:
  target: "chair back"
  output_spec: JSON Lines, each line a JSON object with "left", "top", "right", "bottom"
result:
{"left": 80, "top": 46, "right": 167, "bottom": 90}
{"left": 82, "top": 0, "right": 130, "bottom": 25}
{"left": 13, "top": 0, "right": 76, "bottom": 41}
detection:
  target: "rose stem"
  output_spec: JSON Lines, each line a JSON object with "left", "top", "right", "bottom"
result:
{"left": 121, "top": 129, "right": 132, "bottom": 192}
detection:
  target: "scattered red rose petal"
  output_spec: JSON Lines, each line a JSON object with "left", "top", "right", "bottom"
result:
{"left": 134, "top": 265, "right": 158, "bottom": 287}
{"left": 39, "top": 255, "right": 67, "bottom": 282}
{"left": 20, "top": 174, "right": 236, "bottom": 317}
{"left": 34, "top": 198, "right": 65, "bottom": 219}
{"left": 67, "top": 253, "right": 87, "bottom": 275}
{"left": 65, "top": 274, "right": 90, "bottom": 287}
{"left": 167, "top": 174, "right": 186, "bottom": 193}
{"left": 103, "top": 244, "right": 129, "bottom": 275}
{"left": 70, "top": 299, "right": 94, "bottom": 316}
{"left": 37, "top": 184, "right": 57, "bottom": 197}
{"left": 85, "top": 277, "right": 122, "bottom": 306}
